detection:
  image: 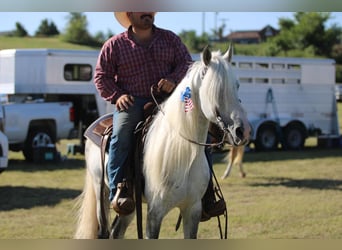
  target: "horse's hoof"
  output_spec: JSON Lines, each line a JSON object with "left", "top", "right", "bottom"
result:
{"left": 240, "top": 172, "right": 246, "bottom": 178}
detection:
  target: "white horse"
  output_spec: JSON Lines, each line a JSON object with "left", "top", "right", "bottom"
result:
{"left": 74, "top": 45, "right": 251, "bottom": 239}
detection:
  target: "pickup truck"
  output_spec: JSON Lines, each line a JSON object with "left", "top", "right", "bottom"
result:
{"left": 0, "top": 104, "right": 8, "bottom": 172}
{"left": 1, "top": 100, "right": 74, "bottom": 162}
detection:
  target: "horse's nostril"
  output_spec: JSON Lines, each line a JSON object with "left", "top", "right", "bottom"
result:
{"left": 235, "top": 127, "right": 244, "bottom": 139}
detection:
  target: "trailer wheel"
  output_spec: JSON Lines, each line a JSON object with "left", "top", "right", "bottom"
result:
{"left": 282, "top": 124, "right": 306, "bottom": 150}
{"left": 23, "top": 128, "right": 55, "bottom": 162}
{"left": 255, "top": 124, "right": 279, "bottom": 151}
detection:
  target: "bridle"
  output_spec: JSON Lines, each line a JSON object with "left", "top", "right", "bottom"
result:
{"left": 150, "top": 64, "right": 233, "bottom": 148}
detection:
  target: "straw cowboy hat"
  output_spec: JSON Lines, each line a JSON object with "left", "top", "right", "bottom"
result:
{"left": 114, "top": 12, "right": 157, "bottom": 28}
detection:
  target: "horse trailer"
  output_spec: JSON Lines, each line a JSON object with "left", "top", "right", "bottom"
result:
{"left": 231, "top": 55, "right": 340, "bottom": 150}
{"left": 0, "top": 49, "right": 339, "bottom": 152}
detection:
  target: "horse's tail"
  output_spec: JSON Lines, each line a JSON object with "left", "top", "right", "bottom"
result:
{"left": 74, "top": 169, "right": 99, "bottom": 239}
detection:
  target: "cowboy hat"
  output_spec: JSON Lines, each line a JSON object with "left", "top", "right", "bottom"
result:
{"left": 114, "top": 12, "right": 157, "bottom": 28}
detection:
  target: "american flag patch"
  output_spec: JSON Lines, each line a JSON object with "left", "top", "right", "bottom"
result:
{"left": 184, "top": 96, "right": 194, "bottom": 112}
{"left": 181, "top": 86, "right": 194, "bottom": 113}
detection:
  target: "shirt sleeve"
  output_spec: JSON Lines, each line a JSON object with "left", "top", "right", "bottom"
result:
{"left": 164, "top": 34, "right": 192, "bottom": 84}
{"left": 94, "top": 40, "right": 127, "bottom": 104}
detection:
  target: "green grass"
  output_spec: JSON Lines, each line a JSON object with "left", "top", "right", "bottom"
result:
{"left": 1, "top": 137, "right": 341, "bottom": 239}
{"left": 0, "top": 36, "right": 99, "bottom": 50}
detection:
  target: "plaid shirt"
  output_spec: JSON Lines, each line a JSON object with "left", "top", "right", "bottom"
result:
{"left": 94, "top": 25, "right": 192, "bottom": 104}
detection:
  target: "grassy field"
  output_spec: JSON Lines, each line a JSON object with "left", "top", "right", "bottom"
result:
{"left": 1, "top": 101, "right": 341, "bottom": 239}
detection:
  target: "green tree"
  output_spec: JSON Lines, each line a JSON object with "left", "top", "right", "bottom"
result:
{"left": 35, "top": 19, "right": 59, "bottom": 37}
{"left": 179, "top": 30, "right": 209, "bottom": 53}
{"left": 13, "top": 22, "right": 28, "bottom": 37}
{"left": 268, "top": 12, "right": 342, "bottom": 58}
{"left": 61, "top": 13, "right": 101, "bottom": 46}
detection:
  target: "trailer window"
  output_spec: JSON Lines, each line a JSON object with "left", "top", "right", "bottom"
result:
{"left": 239, "top": 62, "right": 253, "bottom": 69}
{"left": 272, "top": 78, "right": 285, "bottom": 84}
{"left": 64, "top": 64, "right": 92, "bottom": 81}
{"left": 239, "top": 77, "right": 253, "bottom": 83}
{"left": 256, "top": 63, "right": 268, "bottom": 69}
{"left": 255, "top": 78, "right": 269, "bottom": 84}
{"left": 272, "top": 63, "right": 285, "bottom": 70}
{"left": 288, "top": 64, "right": 301, "bottom": 70}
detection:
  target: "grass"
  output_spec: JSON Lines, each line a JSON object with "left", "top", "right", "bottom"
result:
{"left": 1, "top": 137, "right": 341, "bottom": 239}
{"left": 0, "top": 36, "right": 99, "bottom": 50}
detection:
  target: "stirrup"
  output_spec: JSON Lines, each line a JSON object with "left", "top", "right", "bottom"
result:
{"left": 112, "top": 180, "right": 135, "bottom": 215}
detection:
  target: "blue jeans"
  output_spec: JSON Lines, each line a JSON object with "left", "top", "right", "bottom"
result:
{"left": 107, "top": 97, "right": 151, "bottom": 202}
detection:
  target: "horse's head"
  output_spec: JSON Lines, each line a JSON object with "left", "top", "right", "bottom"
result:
{"left": 198, "top": 45, "right": 251, "bottom": 146}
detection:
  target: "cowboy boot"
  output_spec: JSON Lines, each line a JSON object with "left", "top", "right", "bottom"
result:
{"left": 112, "top": 179, "right": 135, "bottom": 215}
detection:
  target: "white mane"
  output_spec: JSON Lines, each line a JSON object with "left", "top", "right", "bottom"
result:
{"left": 143, "top": 50, "right": 236, "bottom": 203}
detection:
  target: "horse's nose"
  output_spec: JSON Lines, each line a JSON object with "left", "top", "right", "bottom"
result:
{"left": 233, "top": 120, "right": 251, "bottom": 146}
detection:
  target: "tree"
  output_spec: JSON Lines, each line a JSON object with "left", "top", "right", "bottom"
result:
{"left": 35, "top": 19, "right": 59, "bottom": 37}
{"left": 178, "top": 30, "right": 209, "bottom": 53}
{"left": 13, "top": 22, "right": 28, "bottom": 37}
{"left": 61, "top": 13, "right": 100, "bottom": 46}
{"left": 269, "top": 12, "right": 342, "bottom": 58}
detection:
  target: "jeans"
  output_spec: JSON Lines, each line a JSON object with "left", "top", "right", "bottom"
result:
{"left": 107, "top": 97, "right": 152, "bottom": 202}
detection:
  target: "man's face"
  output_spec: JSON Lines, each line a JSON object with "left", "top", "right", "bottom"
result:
{"left": 128, "top": 12, "right": 155, "bottom": 30}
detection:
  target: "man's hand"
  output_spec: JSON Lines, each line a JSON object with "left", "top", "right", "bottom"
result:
{"left": 157, "top": 79, "right": 176, "bottom": 94}
{"left": 115, "top": 94, "right": 134, "bottom": 111}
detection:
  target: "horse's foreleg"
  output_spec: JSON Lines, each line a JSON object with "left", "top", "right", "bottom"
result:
{"left": 110, "top": 213, "right": 135, "bottom": 239}
{"left": 181, "top": 202, "right": 202, "bottom": 239}
{"left": 239, "top": 163, "right": 246, "bottom": 178}
{"left": 222, "top": 148, "right": 234, "bottom": 179}
{"left": 221, "top": 161, "right": 233, "bottom": 179}
{"left": 145, "top": 206, "right": 164, "bottom": 239}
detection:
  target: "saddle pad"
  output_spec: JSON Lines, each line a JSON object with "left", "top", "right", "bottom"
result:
{"left": 84, "top": 113, "right": 113, "bottom": 148}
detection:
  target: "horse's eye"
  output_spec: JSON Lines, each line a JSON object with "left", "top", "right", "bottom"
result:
{"left": 239, "top": 99, "right": 242, "bottom": 103}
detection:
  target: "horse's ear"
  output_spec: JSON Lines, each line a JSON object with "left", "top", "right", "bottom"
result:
{"left": 223, "top": 43, "right": 233, "bottom": 63}
{"left": 201, "top": 45, "right": 211, "bottom": 66}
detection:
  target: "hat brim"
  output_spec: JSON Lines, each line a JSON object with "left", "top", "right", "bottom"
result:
{"left": 114, "top": 12, "right": 157, "bottom": 29}
{"left": 114, "top": 12, "right": 131, "bottom": 29}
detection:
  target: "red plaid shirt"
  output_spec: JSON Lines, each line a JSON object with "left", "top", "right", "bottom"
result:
{"left": 94, "top": 25, "right": 192, "bottom": 103}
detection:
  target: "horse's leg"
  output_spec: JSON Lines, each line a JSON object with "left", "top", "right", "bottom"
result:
{"left": 110, "top": 213, "right": 135, "bottom": 239}
{"left": 181, "top": 201, "right": 202, "bottom": 239}
{"left": 145, "top": 204, "right": 166, "bottom": 239}
{"left": 221, "top": 148, "right": 234, "bottom": 179}
{"left": 236, "top": 146, "right": 246, "bottom": 178}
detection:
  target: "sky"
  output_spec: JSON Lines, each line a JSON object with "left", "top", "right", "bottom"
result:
{"left": 1, "top": 12, "right": 342, "bottom": 37}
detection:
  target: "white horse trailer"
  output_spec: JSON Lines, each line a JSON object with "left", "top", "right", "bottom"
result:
{"left": 231, "top": 55, "right": 339, "bottom": 150}
{"left": 0, "top": 48, "right": 114, "bottom": 153}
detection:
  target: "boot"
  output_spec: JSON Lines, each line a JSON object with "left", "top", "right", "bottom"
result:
{"left": 201, "top": 179, "right": 226, "bottom": 221}
{"left": 112, "top": 179, "right": 135, "bottom": 215}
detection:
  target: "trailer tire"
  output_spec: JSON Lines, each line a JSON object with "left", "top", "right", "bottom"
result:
{"left": 282, "top": 124, "right": 306, "bottom": 150}
{"left": 23, "top": 128, "right": 55, "bottom": 162}
{"left": 255, "top": 123, "right": 279, "bottom": 151}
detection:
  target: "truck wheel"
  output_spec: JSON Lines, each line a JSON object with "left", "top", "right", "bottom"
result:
{"left": 23, "top": 128, "right": 54, "bottom": 162}
{"left": 255, "top": 124, "right": 279, "bottom": 151}
{"left": 282, "top": 124, "right": 306, "bottom": 150}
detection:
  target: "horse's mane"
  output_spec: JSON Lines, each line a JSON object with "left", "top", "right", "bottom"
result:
{"left": 143, "top": 50, "right": 231, "bottom": 202}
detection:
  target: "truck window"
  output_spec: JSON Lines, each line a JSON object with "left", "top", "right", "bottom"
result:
{"left": 64, "top": 64, "right": 92, "bottom": 81}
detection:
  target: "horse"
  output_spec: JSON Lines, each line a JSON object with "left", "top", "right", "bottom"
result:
{"left": 74, "top": 44, "right": 251, "bottom": 239}
{"left": 221, "top": 146, "right": 246, "bottom": 179}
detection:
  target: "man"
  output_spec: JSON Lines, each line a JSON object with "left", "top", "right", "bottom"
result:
{"left": 94, "top": 12, "right": 225, "bottom": 219}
